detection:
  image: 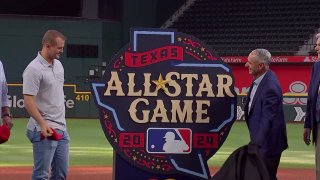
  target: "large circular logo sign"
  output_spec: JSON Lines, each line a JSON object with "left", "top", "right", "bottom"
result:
{"left": 91, "top": 28, "right": 237, "bottom": 179}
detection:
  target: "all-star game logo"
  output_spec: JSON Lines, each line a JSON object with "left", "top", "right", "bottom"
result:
{"left": 90, "top": 28, "right": 237, "bottom": 180}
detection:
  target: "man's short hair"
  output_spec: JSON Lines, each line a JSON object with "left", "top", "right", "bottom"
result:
{"left": 42, "top": 30, "right": 66, "bottom": 46}
{"left": 316, "top": 33, "right": 320, "bottom": 39}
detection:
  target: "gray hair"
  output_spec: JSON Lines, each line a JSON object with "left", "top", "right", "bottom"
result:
{"left": 252, "top": 49, "right": 271, "bottom": 68}
{"left": 316, "top": 33, "right": 320, "bottom": 39}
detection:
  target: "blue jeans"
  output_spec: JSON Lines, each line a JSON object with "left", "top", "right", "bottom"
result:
{"left": 27, "top": 128, "right": 70, "bottom": 180}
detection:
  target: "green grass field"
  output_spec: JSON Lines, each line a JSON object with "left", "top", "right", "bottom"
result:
{"left": 0, "top": 119, "right": 315, "bottom": 169}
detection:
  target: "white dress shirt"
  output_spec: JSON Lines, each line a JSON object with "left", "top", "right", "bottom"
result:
{"left": 248, "top": 72, "right": 267, "bottom": 112}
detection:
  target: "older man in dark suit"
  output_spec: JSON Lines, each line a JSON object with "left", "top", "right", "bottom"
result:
{"left": 304, "top": 33, "right": 320, "bottom": 179}
{"left": 244, "top": 49, "right": 288, "bottom": 180}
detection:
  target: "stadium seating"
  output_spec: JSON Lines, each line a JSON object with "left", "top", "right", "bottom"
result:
{"left": 170, "top": 0, "right": 320, "bottom": 56}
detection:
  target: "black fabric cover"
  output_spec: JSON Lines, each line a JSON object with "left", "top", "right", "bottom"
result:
{"left": 211, "top": 144, "right": 270, "bottom": 180}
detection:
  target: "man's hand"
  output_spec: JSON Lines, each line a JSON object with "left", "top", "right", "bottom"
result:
{"left": 303, "top": 128, "right": 311, "bottom": 145}
{"left": 39, "top": 122, "right": 53, "bottom": 137}
{"left": 2, "top": 116, "right": 13, "bottom": 129}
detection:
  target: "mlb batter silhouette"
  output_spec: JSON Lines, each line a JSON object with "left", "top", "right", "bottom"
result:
{"left": 163, "top": 132, "right": 189, "bottom": 153}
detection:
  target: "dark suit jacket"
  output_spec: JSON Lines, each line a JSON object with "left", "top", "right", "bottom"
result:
{"left": 244, "top": 70, "right": 288, "bottom": 156}
{"left": 305, "top": 62, "right": 320, "bottom": 143}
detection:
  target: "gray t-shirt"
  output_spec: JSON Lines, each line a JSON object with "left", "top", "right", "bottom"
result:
{"left": 23, "top": 52, "right": 66, "bottom": 131}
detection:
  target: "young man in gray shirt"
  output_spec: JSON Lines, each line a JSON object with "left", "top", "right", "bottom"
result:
{"left": 23, "top": 30, "right": 69, "bottom": 180}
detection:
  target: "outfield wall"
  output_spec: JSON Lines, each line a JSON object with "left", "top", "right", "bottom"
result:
{"left": 8, "top": 84, "right": 98, "bottom": 118}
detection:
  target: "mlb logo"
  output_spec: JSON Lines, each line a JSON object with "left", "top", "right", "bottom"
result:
{"left": 147, "top": 128, "right": 192, "bottom": 154}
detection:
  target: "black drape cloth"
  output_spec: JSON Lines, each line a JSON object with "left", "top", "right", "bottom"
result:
{"left": 211, "top": 144, "right": 270, "bottom": 180}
